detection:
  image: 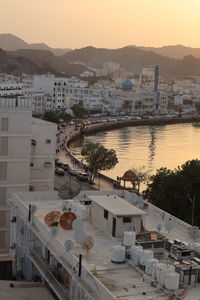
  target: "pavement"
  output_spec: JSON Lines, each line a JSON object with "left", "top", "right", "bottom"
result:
{"left": 55, "top": 125, "right": 114, "bottom": 191}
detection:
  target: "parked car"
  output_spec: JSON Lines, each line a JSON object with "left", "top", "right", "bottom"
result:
{"left": 61, "top": 163, "right": 70, "bottom": 171}
{"left": 55, "top": 168, "right": 65, "bottom": 176}
{"left": 67, "top": 168, "right": 78, "bottom": 176}
{"left": 55, "top": 161, "right": 64, "bottom": 168}
{"left": 76, "top": 172, "right": 90, "bottom": 181}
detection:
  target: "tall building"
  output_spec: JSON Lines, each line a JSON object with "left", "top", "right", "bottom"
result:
{"left": 0, "top": 83, "right": 57, "bottom": 253}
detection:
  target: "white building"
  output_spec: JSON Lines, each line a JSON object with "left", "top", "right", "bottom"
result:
{"left": 0, "top": 85, "right": 57, "bottom": 253}
{"left": 8, "top": 189, "right": 200, "bottom": 300}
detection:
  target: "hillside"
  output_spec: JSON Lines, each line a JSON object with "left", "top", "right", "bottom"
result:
{"left": 0, "top": 33, "right": 71, "bottom": 56}
{"left": 61, "top": 46, "right": 200, "bottom": 78}
{"left": 139, "top": 44, "right": 200, "bottom": 60}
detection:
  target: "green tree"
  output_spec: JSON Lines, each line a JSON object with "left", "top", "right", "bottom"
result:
{"left": 195, "top": 103, "right": 200, "bottom": 116}
{"left": 43, "top": 111, "right": 72, "bottom": 124}
{"left": 130, "top": 166, "right": 149, "bottom": 193}
{"left": 81, "top": 139, "right": 118, "bottom": 182}
{"left": 143, "top": 160, "right": 200, "bottom": 226}
{"left": 71, "top": 104, "right": 87, "bottom": 118}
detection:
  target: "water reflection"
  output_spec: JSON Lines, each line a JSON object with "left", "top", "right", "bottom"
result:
{"left": 69, "top": 123, "right": 200, "bottom": 181}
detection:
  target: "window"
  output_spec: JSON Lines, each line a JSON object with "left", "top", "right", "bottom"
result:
{"left": 30, "top": 162, "right": 34, "bottom": 167}
{"left": 0, "top": 188, "right": 7, "bottom": 206}
{"left": 46, "top": 139, "right": 51, "bottom": 144}
{"left": 123, "top": 216, "right": 132, "bottom": 223}
{"left": 0, "top": 162, "right": 7, "bottom": 181}
{"left": 104, "top": 209, "right": 108, "bottom": 219}
{"left": 1, "top": 118, "right": 8, "bottom": 131}
{"left": 0, "top": 137, "right": 8, "bottom": 156}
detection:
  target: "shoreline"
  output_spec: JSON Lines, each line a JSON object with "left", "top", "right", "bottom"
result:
{"left": 64, "top": 116, "right": 198, "bottom": 189}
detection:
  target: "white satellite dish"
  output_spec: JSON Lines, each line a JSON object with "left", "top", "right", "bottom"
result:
{"left": 156, "top": 224, "right": 162, "bottom": 233}
{"left": 64, "top": 240, "right": 74, "bottom": 252}
{"left": 189, "top": 226, "right": 199, "bottom": 239}
{"left": 73, "top": 218, "right": 86, "bottom": 243}
{"left": 164, "top": 218, "right": 174, "bottom": 232}
{"left": 50, "top": 226, "right": 59, "bottom": 237}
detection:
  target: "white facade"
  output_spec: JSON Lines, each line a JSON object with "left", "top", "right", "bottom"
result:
{"left": 0, "top": 85, "right": 57, "bottom": 253}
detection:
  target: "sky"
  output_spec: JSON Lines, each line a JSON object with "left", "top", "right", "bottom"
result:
{"left": 0, "top": 0, "right": 200, "bottom": 49}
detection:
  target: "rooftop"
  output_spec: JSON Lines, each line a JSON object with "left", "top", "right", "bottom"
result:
{"left": 88, "top": 194, "right": 146, "bottom": 216}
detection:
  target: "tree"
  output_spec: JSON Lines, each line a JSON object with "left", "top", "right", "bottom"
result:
{"left": 81, "top": 139, "right": 118, "bottom": 182}
{"left": 43, "top": 111, "right": 72, "bottom": 124}
{"left": 130, "top": 166, "right": 149, "bottom": 193}
{"left": 71, "top": 104, "right": 87, "bottom": 118}
{"left": 195, "top": 102, "right": 200, "bottom": 116}
{"left": 143, "top": 160, "right": 200, "bottom": 226}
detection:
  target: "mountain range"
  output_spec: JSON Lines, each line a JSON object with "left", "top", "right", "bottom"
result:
{"left": 0, "top": 33, "right": 71, "bottom": 56}
{"left": 1, "top": 33, "right": 200, "bottom": 78}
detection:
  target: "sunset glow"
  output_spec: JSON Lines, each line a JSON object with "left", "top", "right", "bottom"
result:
{"left": 1, "top": 0, "right": 200, "bottom": 48}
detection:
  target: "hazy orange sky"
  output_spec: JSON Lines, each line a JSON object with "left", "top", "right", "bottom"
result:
{"left": 1, "top": 0, "right": 200, "bottom": 49}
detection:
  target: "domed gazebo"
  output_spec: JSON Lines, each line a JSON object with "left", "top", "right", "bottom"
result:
{"left": 120, "top": 169, "right": 136, "bottom": 188}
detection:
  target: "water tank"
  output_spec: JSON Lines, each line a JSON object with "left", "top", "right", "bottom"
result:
{"left": 111, "top": 246, "right": 126, "bottom": 263}
{"left": 145, "top": 259, "right": 158, "bottom": 276}
{"left": 123, "top": 231, "right": 136, "bottom": 247}
{"left": 153, "top": 263, "right": 163, "bottom": 281}
{"left": 145, "top": 250, "right": 154, "bottom": 266}
{"left": 165, "top": 272, "right": 180, "bottom": 290}
{"left": 76, "top": 205, "right": 89, "bottom": 220}
{"left": 131, "top": 246, "right": 143, "bottom": 265}
{"left": 160, "top": 265, "right": 175, "bottom": 286}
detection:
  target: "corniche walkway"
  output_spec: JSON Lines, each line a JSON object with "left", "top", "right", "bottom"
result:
{"left": 55, "top": 115, "right": 197, "bottom": 191}
{"left": 55, "top": 125, "right": 114, "bottom": 191}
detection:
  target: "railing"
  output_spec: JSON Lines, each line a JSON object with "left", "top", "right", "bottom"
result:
{"left": 0, "top": 97, "right": 32, "bottom": 108}
{"left": 30, "top": 249, "right": 69, "bottom": 300}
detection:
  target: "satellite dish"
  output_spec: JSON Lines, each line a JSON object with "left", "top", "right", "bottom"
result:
{"left": 73, "top": 219, "right": 86, "bottom": 243}
{"left": 50, "top": 226, "right": 59, "bottom": 237}
{"left": 164, "top": 218, "right": 174, "bottom": 232}
{"left": 44, "top": 211, "right": 61, "bottom": 226}
{"left": 31, "top": 205, "right": 37, "bottom": 214}
{"left": 189, "top": 226, "right": 200, "bottom": 239}
{"left": 82, "top": 236, "right": 94, "bottom": 251}
{"left": 59, "top": 212, "right": 77, "bottom": 230}
{"left": 58, "top": 181, "right": 81, "bottom": 200}
{"left": 156, "top": 224, "right": 162, "bottom": 233}
{"left": 64, "top": 240, "right": 74, "bottom": 252}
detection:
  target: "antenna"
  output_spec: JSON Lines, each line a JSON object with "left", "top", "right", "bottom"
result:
{"left": 164, "top": 218, "right": 174, "bottom": 232}
{"left": 44, "top": 211, "right": 61, "bottom": 226}
{"left": 64, "top": 240, "right": 74, "bottom": 252}
{"left": 82, "top": 236, "right": 94, "bottom": 253}
{"left": 50, "top": 226, "right": 59, "bottom": 237}
{"left": 156, "top": 224, "right": 162, "bottom": 233}
{"left": 189, "top": 226, "right": 199, "bottom": 239}
{"left": 73, "top": 218, "right": 86, "bottom": 243}
{"left": 59, "top": 212, "right": 77, "bottom": 230}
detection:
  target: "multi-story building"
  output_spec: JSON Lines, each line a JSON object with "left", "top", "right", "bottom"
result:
{"left": 0, "top": 84, "right": 57, "bottom": 253}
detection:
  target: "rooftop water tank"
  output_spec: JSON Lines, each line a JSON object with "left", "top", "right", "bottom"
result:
{"left": 160, "top": 265, "right": 175, "bottom": 286}
{"left": 152, "top": 262, "right": 163, "bottom": 281}
{"left": 75, "top": 204, "right": 89, "bottom": 220}
{"left": 131, "top": 246, "right": 143, "bottom": 265}
{"left": 111, "top": 246, "right": 126, "bottom": 263}
{"left": 123, "top": 231, "right": 136, "bottom": 247}
{"left": 145, "top": 258, "right": 159, "bottom": 276}
{"left": 165, "top": 272, "right": 180, "bottom": 290}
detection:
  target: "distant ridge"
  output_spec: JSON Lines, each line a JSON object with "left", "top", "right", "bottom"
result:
{"left": 0, "top": 33, "right": 71, "bottom": 56}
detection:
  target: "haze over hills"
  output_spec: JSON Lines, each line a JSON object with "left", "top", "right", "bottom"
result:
{"left": 2, "top": 33, "right": 200, "bottom": 77}
{"left": 139, "top": 44, "right": 200, "bottom": 60}
{"left": 0, "top": 33, "right": 71, "bottom": 56}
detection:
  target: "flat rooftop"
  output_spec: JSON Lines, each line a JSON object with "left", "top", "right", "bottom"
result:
{"left": 10, "top": 191, "right": 200, "bottom": 300}
{"left": 88, "top": 194, "right": 146, "bottom": 216}
{"left": 0, "top": 281, "right": 54, "bottom": 300}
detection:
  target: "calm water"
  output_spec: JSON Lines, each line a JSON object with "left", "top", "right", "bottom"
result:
{"left": 69, "top": 123, "right": 200, "bottom": 181}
